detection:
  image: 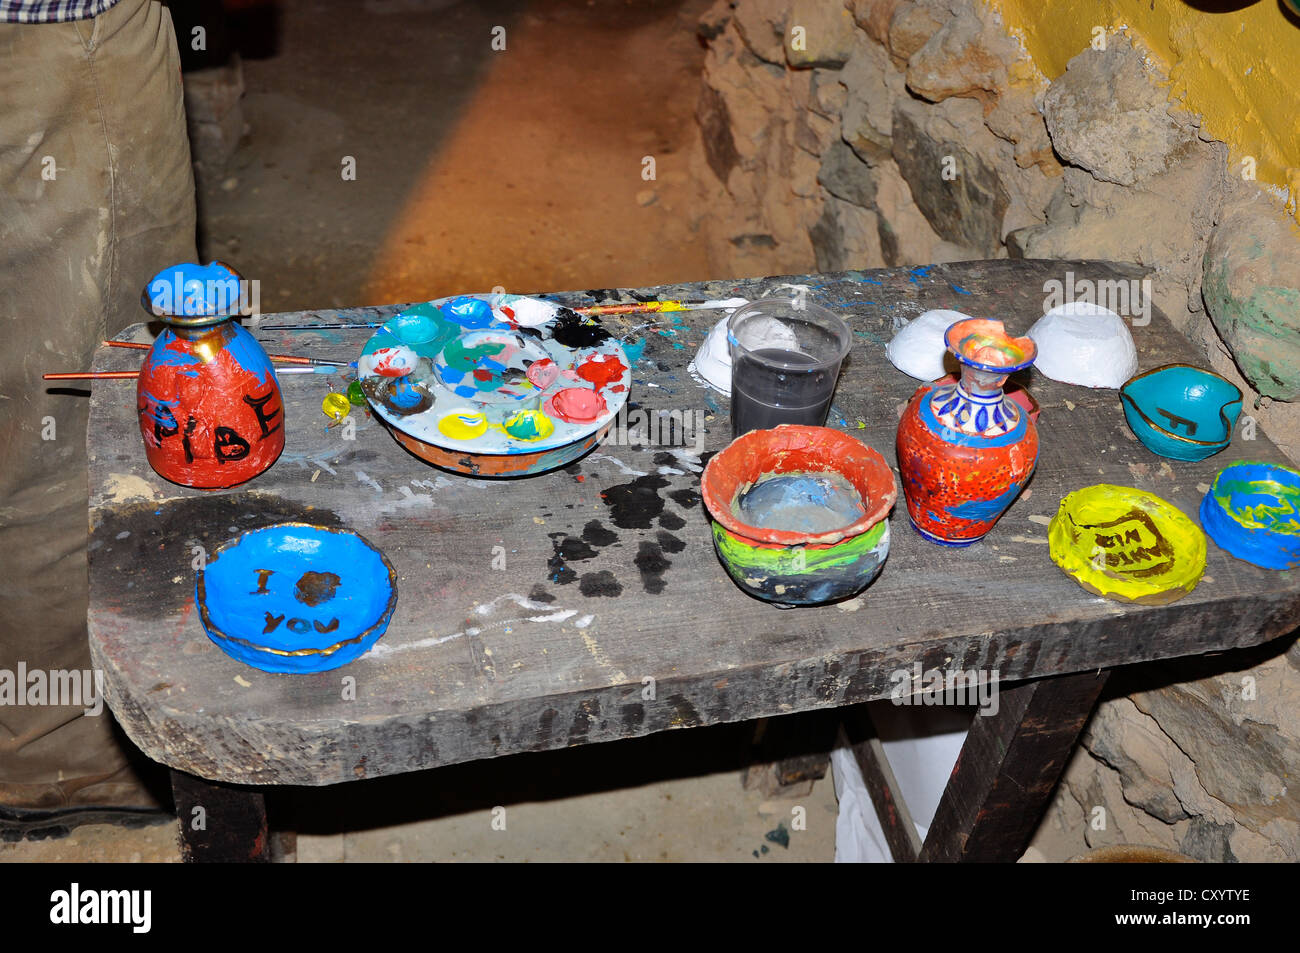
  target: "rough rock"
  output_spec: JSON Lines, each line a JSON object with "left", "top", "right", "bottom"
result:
{"left": 839, "top": 38, "right": 894, "bottom": 164}
{"left": 872, "top": 158, "right": 947, "bottom": 265}
{"left": 984, "top": 85, "right": 1058, "bottom": 172}
{"left": 818, "top": 137, "right": 876, "bottom": 207}
{"left": 697, "top": 83, "right": 742, "bottom": 185}
{"left": 732, "top": 0, "right": 789, "bottom": 64}
{"left": 810, "top": 69, "right": 848, "bottom": 117}
{"left": 810, "top": 195, "right": 882, "bottom": 271}
{"left": 846, "top": 0, "right": 901, "bottom": 45}
{"left": 785, "top": 0, "right": 857, "bottom": 68}
{"left": 1202, "top": 187, "right": 1300, "bottom": 401}
{"left": 887, "top": 0, "right": 947, "bottom": 64}
{"left": 1041, "top": 37, "right": 1193, "bottom": 186}
{"left": 1129, "top": 641, "right": 1300, "bottom": 842}
{"left": 890, "top": 98, "right": 1010, "bottom": 255}
{"left": 1082, "top": 698, "right": 1190, "bottom": 824}
{"left": 905, "top": 6, "right": 1018, "bottom": 108}
{"left": 1011, "top": 137, "right": 1227, "bottom": 332}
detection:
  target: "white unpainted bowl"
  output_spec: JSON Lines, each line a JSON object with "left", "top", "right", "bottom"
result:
{"left": 886, "top": 309, "right": 968, "bottom": 381}
{"left": 689, "top": 316, "right": 733, "bottom": 395}
{"left": 1028, "top": 302, "right": 1137, "bottom": 389}
{"left": 689, "top": 313, "right": 798, "bottom": 395}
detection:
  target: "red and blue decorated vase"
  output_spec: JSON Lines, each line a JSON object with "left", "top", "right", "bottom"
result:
{"left": 136, "top": 262, "right": 283, "bottom": 488}
{"left": 896, "top": 318, "right": 1038, "bottom": 546}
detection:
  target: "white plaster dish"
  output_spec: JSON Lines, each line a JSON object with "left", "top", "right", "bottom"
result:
{"left": 1028, "top": 302, "right": 1138, "bottom": 389}
{"left": 886, "top": 309, "right": 968, "bottom": 381}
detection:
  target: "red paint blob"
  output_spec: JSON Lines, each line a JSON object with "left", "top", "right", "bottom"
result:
{"left": 526, "top": 358, "right": 559, "bottom": 388}
{"left": 575, "top": 353, "right": 627, "bottom": 390}
{"left": 544, "top": 387, "right": 607, "bottom": 424}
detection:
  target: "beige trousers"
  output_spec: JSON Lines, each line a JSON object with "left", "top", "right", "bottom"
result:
{"left": 0, "top": 0, "right": 196, "bottom": 805}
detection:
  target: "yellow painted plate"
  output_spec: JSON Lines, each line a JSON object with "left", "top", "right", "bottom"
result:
{"left": 1048, "top": 484, "right": 1206, "bottom": 605}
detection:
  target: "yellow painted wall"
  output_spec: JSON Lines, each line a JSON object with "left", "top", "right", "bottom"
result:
{"left": 987, "top": 0, "right": 1299, "bottom": 201}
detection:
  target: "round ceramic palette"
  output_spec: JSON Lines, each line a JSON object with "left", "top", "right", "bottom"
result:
{"left": 358, "top": 294, "right": 631, "bottom": 457}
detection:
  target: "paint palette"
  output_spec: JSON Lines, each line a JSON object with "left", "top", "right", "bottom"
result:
{"left": 196, "top": 523, "right": 398, "bottom": 673}
{"left": 358, "top": 294, "right": 631, "bottom": 477}
{"left": 1048, "top": 485, "right": 1206, "bottom": 605}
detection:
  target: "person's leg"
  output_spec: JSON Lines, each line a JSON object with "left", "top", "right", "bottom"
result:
{"left": 0, "top": 0, "right": 196, "bottom": 822}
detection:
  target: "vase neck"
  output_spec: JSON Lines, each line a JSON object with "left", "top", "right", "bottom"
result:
{"left": 929, "top": 373, "right": 1021, "bottom": 437}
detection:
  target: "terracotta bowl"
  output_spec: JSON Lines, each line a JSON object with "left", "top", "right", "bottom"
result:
{"left": 701, "top": 425, "right": 896, "bottom": 607}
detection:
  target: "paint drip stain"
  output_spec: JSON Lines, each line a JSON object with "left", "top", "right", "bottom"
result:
{"left": 634, "top": 541, "right": 671, "bottom": 594}
{"left": 579, "top": 570, "right": 623, "bottom": 597}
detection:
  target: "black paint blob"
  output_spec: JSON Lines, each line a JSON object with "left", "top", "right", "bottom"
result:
{"left": 552, "top": 308, "right": 612, "bottom": 347}
{"left": 600, "top": 474, "right": 670, "bottom": 530}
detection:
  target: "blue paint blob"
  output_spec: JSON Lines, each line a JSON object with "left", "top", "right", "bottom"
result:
{"left": 948, "top": 480, "right": 1023, "bottom": 522}
{"left": 441, "top": 296, "right": 495, "bottom": 329}
{"left": 389, "top": 378, "right": 426, "bottom": 408}
{"left": 950, "top": 284, "right": 971, "bottom": 295}
{"left": 221, "top": 322, "right": 276, "bottom": 387}
{"left": 622, "top": 338, "right": 646, "bottom": 366}
{"left": 196, "top": 524, "right": 397, "bottom": 673}
{"left": 734, "top": 472, "right": 867, "bottom": 534}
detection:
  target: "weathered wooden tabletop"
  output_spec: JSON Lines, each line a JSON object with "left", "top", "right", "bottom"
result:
{"left": 87, "top": 260, "right": 1300, "bottom": 786}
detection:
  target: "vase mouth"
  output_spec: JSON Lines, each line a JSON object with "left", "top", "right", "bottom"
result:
{"left": 945, "top": 318, "right": 1036, "bottom": 374}
{"left": 141, "top": 260, "right": 245, "bottom": 328}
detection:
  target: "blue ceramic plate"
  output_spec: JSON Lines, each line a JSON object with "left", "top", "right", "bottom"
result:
{"left": 1120, "top": 364, "right": 1242, "bottom": 461}
{"left": 196, "top": 523, "right": 398, "bottom": 673}
{"left": 1200, "top": 461, "right": 1300, "bottom": 570}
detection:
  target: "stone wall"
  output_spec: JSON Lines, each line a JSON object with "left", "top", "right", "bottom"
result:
{"left": 688, "top": 0, "right": 1300, "bottom": 862}
{"left": 689, "top": 0, "right": 1300, "bottom": 462}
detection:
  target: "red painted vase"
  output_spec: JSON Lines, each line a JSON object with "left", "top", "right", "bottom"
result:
{"left": 136, "top": 262, "right": 283, "bottom": 488}
{"left": 896, "top": 318, "right": 1038, "bottom": 546}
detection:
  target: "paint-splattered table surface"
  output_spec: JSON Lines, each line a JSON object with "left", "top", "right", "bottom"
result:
{"left": 87, "top": 260, "right": 1300, "bottom": 785}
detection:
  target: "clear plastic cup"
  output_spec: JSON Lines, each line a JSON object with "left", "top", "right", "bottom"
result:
{"left": 727, "top": 298, "right": 853, "bottom": 437}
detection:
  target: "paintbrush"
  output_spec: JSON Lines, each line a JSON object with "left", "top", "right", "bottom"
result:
{"left": 102, "top": 339, "right": 350, "bottom": 367}
{"left": 255, "top": 297, "right": 750, "bottom": 330}
{"left": 44, "top": 365, "right": 343, "bottom": 381}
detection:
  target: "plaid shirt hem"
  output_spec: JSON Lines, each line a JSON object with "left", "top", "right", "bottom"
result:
{"left": 0, "top": 0, "right": 119, "bottom": 23}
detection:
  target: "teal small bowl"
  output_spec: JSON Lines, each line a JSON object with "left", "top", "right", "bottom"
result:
{"left": 1120, "top": 364, "right": 1242, "bottom": 461}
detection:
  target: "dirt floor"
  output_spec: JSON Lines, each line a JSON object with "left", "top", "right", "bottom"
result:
{"left": 198, "top": 0, "right": 716, "bottom": 312}
{"left": 2, "top": 0, "right": 847, "bottom": 864}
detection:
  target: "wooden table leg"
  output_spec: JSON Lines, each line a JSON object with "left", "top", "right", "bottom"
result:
{"left": 919, "top": 669, "right": 1110, "bottom": 862}
{"left": 841, "top": 706, "right": 922, "bottom": 863}
{"left": 170, "top": 770, "right": 271, "bottom": 863}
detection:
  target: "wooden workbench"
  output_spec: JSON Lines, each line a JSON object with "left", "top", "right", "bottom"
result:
{"left": 86, "top": 260, "right": 1300, "bottom": 861}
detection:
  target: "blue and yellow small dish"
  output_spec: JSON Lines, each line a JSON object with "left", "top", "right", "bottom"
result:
{"left": 1200, "top": 461, "right": 1300, "bottom": 570}
{"left": 1119, "top": 364, "right": 1242, "bottom": 461}
{"left": 196, "top": 523, "right": 398, "bottom": 673}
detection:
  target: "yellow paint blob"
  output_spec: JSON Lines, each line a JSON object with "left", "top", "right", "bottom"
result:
{"left": 322, "top": 393, "right": 351, "bottom": 422}
{"left": 1048, "top": 484, "right": 1206, "bottom": 605}
{"left": 437, "top": 410, "right": 489, "bottom": 440}
{"left": 503, "top": 409, "right": 555, "bottom": 441}
{"left": 990, "top": 0, "right": 1300, "bottom": 198}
